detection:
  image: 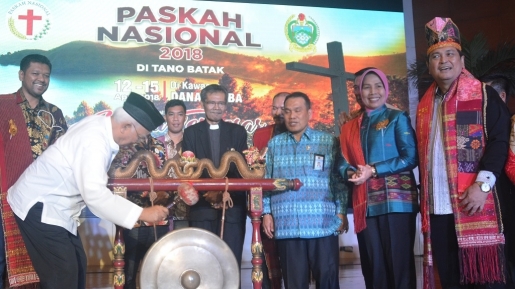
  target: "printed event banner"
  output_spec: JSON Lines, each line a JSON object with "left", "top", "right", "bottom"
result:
{"left": 1, "top": 0, "right": 409, "bottom": 136}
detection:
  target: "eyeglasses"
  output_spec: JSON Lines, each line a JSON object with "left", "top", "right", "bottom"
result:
{"left": 205, "top": 101, "right": 227, "bottom": 107}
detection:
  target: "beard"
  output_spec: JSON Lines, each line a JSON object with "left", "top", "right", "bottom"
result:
{"left": 273, "top": 116, "right": 287, "bottom": 134}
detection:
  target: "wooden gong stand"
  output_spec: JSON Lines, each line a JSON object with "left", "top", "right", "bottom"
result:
{"left": 107, "top": 178, "right": 302, "bottom": 289}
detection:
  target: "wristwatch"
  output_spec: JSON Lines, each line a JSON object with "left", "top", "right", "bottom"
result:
{"left": 370, "top": 165, "right": 378, "bottom": 178}
{"left": 476, "top": 181, "right": 491, "bottom": 193}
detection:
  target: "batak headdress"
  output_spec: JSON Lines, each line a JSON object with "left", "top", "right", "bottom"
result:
{"left": 425, "top": 17, "right": 461, "bottom": 55}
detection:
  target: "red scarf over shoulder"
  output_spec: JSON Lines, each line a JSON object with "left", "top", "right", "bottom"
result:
{"left": 339, "top": 114, "right": 368, "bottom": 233}
{"left": 417, "top": 69, "right": 505, "bottom": 288}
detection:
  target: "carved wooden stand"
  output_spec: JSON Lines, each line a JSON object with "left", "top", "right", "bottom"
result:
{"left": 107, "top": 178, "right": 302, "bottom": 289}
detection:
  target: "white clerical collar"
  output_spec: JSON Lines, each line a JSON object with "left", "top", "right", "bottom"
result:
{"left": 209, "top": 124, "right": 219, "bottom": 130}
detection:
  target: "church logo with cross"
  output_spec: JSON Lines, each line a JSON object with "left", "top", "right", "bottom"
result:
{"left": 7, "top": 1, "right": 51, "bottom": 41}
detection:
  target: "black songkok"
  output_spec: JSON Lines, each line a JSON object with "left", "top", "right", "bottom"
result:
{"left": 123, "top": 92, "right": 164, "bottom": 131}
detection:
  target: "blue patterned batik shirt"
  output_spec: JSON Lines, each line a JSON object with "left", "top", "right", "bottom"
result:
{"left": 263, "top": 127, "right": 348, "bottom": 239}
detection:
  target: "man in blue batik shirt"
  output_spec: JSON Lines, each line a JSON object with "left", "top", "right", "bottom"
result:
{"left": 262, "top": 92, "right": 348, "bottom": 289}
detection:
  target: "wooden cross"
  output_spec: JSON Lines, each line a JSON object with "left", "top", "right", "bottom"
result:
{"left": 286, "top": 41, "right": 354, "bottom": 135}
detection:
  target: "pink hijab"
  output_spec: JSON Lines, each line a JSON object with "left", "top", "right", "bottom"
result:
{"left": 358, "top": 68, "right": 389, "bottom": 113}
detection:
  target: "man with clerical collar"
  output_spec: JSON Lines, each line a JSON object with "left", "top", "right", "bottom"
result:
{"left": 416, "top": 17, "right": 511, "bottom": 288}
{"left": 183, "top": 84, "right": 248, "bottom": 282}
{"left": 7, "top": 92, "right": 169, "bottom": 289}
{"left": 0, "top": 54, "right": 68, "bottom": 288}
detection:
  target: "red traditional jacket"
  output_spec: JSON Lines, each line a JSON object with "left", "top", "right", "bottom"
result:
{"left": 252, "top": 125, "right": 274, "bottom": 151}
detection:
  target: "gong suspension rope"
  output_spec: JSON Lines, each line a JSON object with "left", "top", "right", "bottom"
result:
{"left": 220, "top": 177, "right": 233, "bottom": 239}
{"left": 149, "top": 177, "right": 158, "bottom": 242}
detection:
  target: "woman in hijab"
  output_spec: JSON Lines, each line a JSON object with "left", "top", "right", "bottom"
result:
{"left": 339, "top": 68, "right": 418, "bottom": 289}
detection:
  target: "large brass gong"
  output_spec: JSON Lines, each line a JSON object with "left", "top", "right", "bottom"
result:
{"left": 139, "top": 228, "right": 240, "bottom": 289}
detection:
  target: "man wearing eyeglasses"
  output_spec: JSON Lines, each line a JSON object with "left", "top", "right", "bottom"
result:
{"left": 0, "top": 54, "right": 68, "bottom": 288}
{"left": 183, "top": 84, "right": 248, "bottom": 279}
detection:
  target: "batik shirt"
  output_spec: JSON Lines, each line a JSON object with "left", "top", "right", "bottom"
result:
{"left": 16, "top": 89, "right": 67, "bottom": 159}
{"left": 163, "top": 133, "right": 182, "bottom": 163}
{"left": 156, "top": 134, "right": 188, "bottom": 221}
{"left": 111, "top": 135, "right": 171, "bottom": 227}
{"left": 263, "top": 127, "right": 348, "bottom": 239}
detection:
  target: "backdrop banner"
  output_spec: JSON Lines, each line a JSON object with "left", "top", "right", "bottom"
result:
{"left": 1, "top": 0, "right": 408, "bottom": 137}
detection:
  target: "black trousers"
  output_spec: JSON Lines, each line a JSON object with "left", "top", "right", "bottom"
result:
{"left": 189, "top": 206, "right": 247, "bottom": 269}
{"left": 430, "top": 214, "right": 512, "bottom": 289}
{"left": 361, "top": 213, "right": 417, "bottom": 289}
{"left": 357, "top": 231, "right": 373, "bottom": 289}
{"left": 277, "top": 235, "right": 340, "bottom": 289}
{"left": 349, "top": 184, "right": 373, "bottom": 289}
{"left": 123, "top": 226, "right": 169, "bottom": 289}
{"left": 15, "top": 202, "right": 87, "bottom": 289}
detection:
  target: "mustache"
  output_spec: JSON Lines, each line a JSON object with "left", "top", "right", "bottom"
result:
{"left": 273, "top": 115, "right": 284, "bottom": 123}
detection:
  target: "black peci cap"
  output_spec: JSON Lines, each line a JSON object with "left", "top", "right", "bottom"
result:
{"left": 123, "top": 92, "right": 164, "bottom": 131}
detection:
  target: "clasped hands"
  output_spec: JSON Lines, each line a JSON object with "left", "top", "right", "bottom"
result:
{"left": 349, "top": 164, "right": 374, "bottom": 186}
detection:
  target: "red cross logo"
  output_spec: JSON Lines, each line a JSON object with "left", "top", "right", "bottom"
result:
{"left": 8, "top": 2, "right": 52, "bottom": 41}
{"left": 18, "top": 9, "right": 42, "bottom": 36}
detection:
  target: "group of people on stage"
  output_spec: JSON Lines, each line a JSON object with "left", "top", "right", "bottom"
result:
{"left": 1, "top": 15, "right": 515, "bottom": 289}
{"left": 258, "top": 16, "right": 515, "bottom": 289}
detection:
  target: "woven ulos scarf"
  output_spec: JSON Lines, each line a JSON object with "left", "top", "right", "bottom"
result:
{"left": 417, "top": 69, "right": 505, "bottom": 288}
{"left": 339, "top": 115, "right": 368, "bottom": 233}
{"left": 0, "top": 93, "right": 40, "bottom": 287}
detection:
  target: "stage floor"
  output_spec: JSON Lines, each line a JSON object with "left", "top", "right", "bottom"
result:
{"left": 85, "top": 256, "right": 424, "bottom": 288}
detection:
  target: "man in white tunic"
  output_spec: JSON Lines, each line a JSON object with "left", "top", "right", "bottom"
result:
{"left": 7, "top": 92, "right": 169, "bottom": 289}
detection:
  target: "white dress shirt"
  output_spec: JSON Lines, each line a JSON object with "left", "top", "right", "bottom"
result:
{"left": 431, "top": 110, "right": 453, "bottom": 214}
{"left": 8, "top": 115, "right": 143, "bottom": 235}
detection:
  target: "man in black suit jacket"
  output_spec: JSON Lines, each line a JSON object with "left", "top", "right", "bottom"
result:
{"left": 183, "top": 84, "right": 248, "bottom": 271}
